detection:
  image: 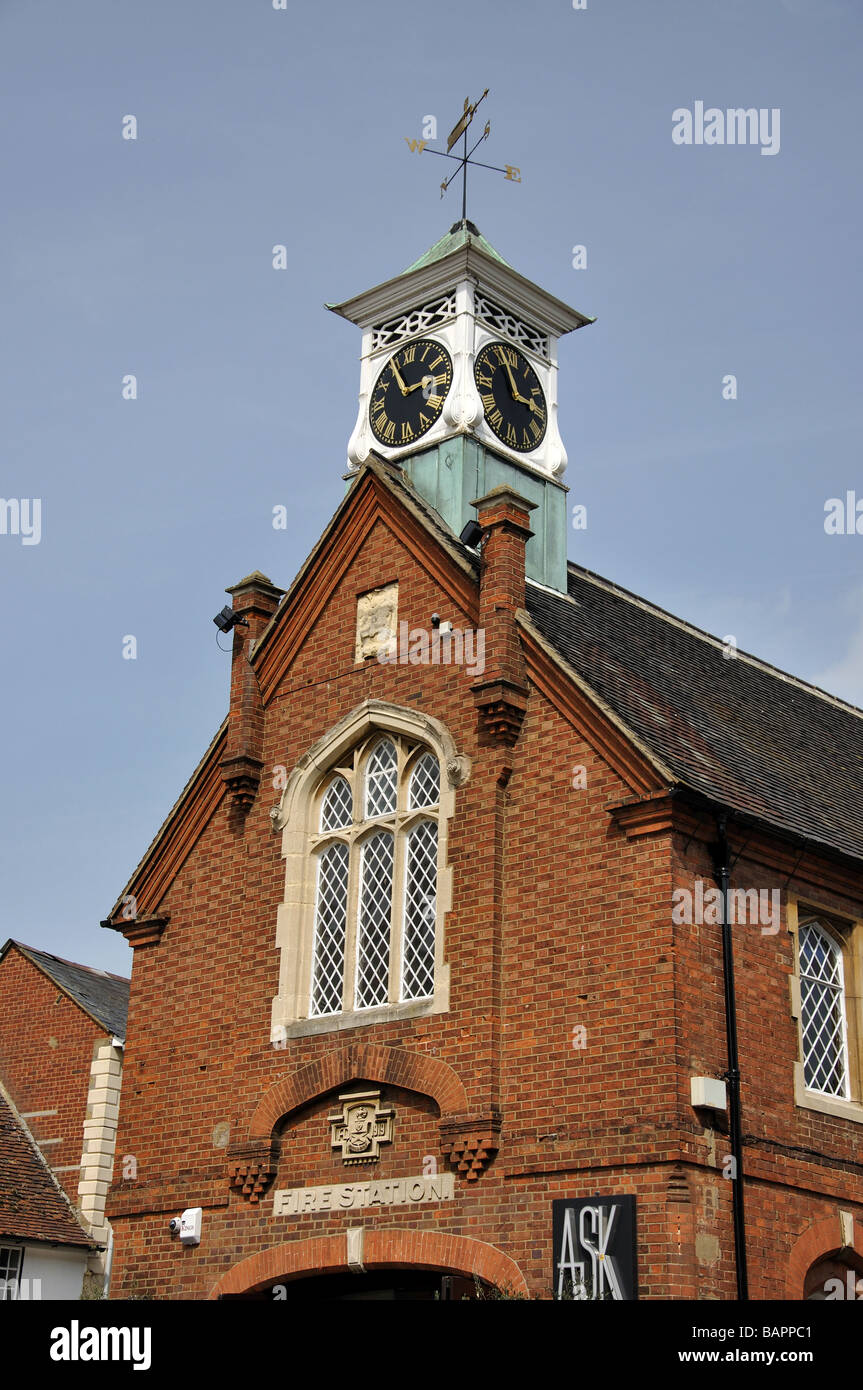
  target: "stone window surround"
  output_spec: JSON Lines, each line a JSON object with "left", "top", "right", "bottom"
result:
{"left": 269, "top": 700, "right": 469, "bottom": 1041}
{"left": 788, "top": 895, "right": 863, "bottom": 1124}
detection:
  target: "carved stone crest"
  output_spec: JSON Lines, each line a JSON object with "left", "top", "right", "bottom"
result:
{"left": 328, "top": 1090, "right": 394, "bottom": 1166}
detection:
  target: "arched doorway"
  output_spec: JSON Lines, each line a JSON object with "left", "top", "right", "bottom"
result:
{"left": 209, "top": 1230, "right": 528, "bottom": 1301}
{"left": 804, "top": 1253, "right": 863, "bottom": 1300}
{"left": 786, "top": 1213, "right": 863, "bottom": 1299}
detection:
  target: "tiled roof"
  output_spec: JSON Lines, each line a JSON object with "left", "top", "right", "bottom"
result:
{"left": 525, "top": 565, "right": 863, "bottom": 863}
{"left": 0, "top": 1084, "right": 95, "bottom": 1248}
{"left": 1, "top": 941, "right": 129, "bottom": 1039}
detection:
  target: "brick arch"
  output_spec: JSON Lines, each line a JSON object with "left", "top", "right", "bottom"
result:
{"left": 249, "top": 1043, "right": 470, "bottom": 1140}
{"left": 786, "top": 1214, "right": 862, "bottom": 1299}
{"left": 208, "top": 1229, "right": 528, "bottom": 1299}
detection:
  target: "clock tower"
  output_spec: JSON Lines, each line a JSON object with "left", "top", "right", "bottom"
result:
{"left": 328, "top": 218, "right": 593, "bottom": 593}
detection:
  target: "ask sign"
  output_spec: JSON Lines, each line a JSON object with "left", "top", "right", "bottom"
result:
{"left": 552, "top": 1197, "right": 637, "bottom": 1300}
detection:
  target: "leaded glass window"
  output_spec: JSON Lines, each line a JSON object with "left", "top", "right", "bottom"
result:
{"left": 0, "top": 1247, "right": 22, "bottom": 1301}
{"left": 402, "top": 820, "right": 438, "bottom": 1001}
{"left": 310, "top": 843, "right": 349, "bottom": 1016}
{"left": 410, "top": 752, "right": 440, "bottom": 810}
{"left": 365, "top": 739, "right": 397, "bottom": 818}
{"left": 799, "top": 920, "right": 850, "bottom": 1099}
{"left": 308, "top": 738, "right": 442, "bottom": 1016}
{"left": 356, "top": 832, "right": 394, "bottom": 1008}
{"left": 320, "top": 776, "right": 352, "bottom": 831}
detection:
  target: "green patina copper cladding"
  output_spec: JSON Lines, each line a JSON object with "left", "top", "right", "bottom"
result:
{"left": 398, "top": 438, "right": 568, "bottom": 593}
{"left": 399, "top": 223, "right": 512, "bottom": 276}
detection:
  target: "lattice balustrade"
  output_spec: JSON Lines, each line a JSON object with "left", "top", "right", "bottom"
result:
{"left": 474, "top": 291, "right": 548, "bottom": 359}
{"left": 370, "top": 295, "right": 457, "bottom": 352}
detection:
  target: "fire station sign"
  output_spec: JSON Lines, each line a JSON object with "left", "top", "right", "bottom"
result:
{"left": 273, "top": 1173, "right": 454, "bottom": 1216}
{"left": 552, "top": 1196, "right": 637, "bottom": 1300}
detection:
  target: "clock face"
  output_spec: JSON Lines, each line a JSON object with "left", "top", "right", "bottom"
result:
{"left": 474, "top": 341, "right": 547, "bottom": 453}
{"left": 369, "top": 339, "right": 453, "bottom": 449}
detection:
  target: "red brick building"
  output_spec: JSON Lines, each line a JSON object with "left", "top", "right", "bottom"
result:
{"left": 0, "top": 1081, "right": 96, "bottom": 1300}
{"left": 103, "top": 222, "right": 863, "bottom": 1300}
{"left": 0, "top": 940, "right": 129, "bottom": 1295}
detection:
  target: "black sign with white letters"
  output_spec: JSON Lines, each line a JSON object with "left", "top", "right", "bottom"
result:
{"left": 552, "top": 1196, "right": 638, "bottom": 1300}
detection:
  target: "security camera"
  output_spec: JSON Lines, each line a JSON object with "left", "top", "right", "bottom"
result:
{"left": 169, "top": 1217, "right": 181, "bottom": 1235}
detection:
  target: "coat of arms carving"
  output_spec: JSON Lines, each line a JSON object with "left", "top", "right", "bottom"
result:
{"left": 328, "top": 1090, "right": 395, "bottom": 1165}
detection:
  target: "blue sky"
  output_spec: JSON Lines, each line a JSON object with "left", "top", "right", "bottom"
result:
{"left": 1, "top": 0, "right": 861, "bottom": 974}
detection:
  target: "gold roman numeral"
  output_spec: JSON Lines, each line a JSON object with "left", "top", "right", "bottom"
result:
{"left": 382, "top": 420, "right": 396, "bottom": 443}
{"left": 401, "top": 421, "right": 415, "bottom": 442}
{"left": 401, "top": 345, "right": 416, "bottom": 364}
{"left": 488, "top": 407, "right": 504, "bottom": 429}
{"left": 505, "top": 423, "right": 517, "bottom": 445}
{"left": 477, "top": 372, "right": 493, "bottom": 390}
{"left": 481, "top": 392, "right": 496, "bottom": 411}
{"left": 530, "top": 417, "right": 542, "bottom": 440}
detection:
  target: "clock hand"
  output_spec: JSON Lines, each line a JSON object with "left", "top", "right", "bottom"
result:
{"left": 501, "top": 359, "right": 519, "bottom": 398}
{"left": 390, "top": 362, "right": 410, "bottom": 395}
{"left": 405, "top": 374, "right": 436, "bottom": 394}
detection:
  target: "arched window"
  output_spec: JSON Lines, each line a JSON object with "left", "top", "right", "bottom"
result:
{"left": 269, "top": 701, "right": 466, "bottom": 1040}
{"left": 309, "top": 736, "right": 441, "bottom": 1018}
{"left": 798, "top": 919, "right": 850, "bottom": 1099}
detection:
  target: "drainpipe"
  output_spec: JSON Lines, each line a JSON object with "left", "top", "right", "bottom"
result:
{"left": 102, "top": 1225, "right": 114, "bottom": 1300}
{"left": 715, "top": 812, "right": 749, "bottom": 1301}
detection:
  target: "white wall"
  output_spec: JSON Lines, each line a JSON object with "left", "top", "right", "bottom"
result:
{"left": 17, "top": 1244, "right": 88, "bottom": 1300}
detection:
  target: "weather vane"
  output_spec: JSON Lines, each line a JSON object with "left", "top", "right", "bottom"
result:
{"left": 405, "top": 89, "right": 521, "bottom": 221}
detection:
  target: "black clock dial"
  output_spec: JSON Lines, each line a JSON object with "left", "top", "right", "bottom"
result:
{"left": 369, "top": 339, "right": 453, "bottom": 448}
{"left": 474, "top": 341, "right": 547, "bottom": 453}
